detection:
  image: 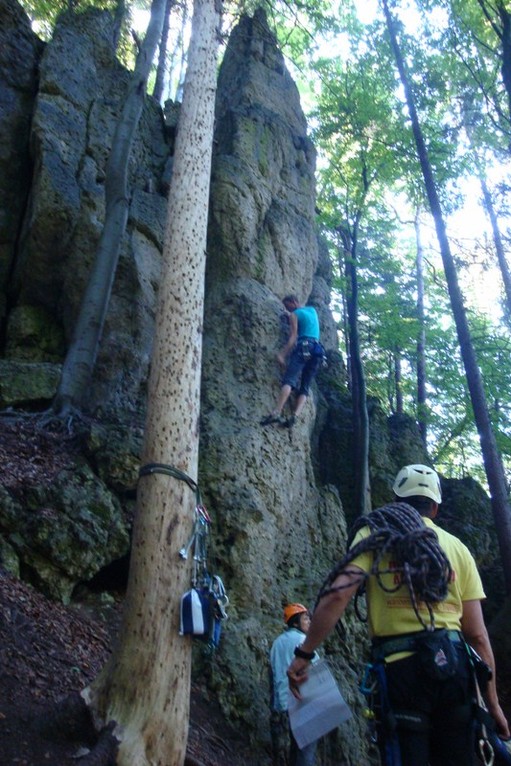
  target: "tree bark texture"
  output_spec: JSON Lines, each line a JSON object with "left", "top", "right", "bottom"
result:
{"left": 86, "top": 1, "right": 221, "bottom": 764}
{"left": 53, "top": 0, "right": 167, "bottom": 416}
{"left": 383, "top": 0, "right": 511, "bottom": 593}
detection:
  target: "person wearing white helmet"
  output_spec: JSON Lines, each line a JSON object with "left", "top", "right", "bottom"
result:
{"left": 287, "top": 464, "right": 510, "bottom": 766}
{"left": 392, "top": 463, "right": 442, "bottom": 504}
{"left": 269, "top": 603, "right": 319, "bottom": 766}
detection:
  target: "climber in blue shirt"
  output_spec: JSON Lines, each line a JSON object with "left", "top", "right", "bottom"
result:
{"left": 261, "top": 294, "right": 324, "bottom": 429}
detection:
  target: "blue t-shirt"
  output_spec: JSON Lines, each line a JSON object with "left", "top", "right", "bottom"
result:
{"left": 294, "top": 306, "right": 320, "bottom": 340}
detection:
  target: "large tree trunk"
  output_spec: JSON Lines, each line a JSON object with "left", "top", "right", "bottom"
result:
{"left": 383, "top": 0, "right": 511, "bottom": 594}
{"left": 53, "top": 0, "right": 167, "bottom": 417}
{"left": 84, "top": 2, "right": 221, "bottom": 764}
{"left": 414, "top": 212, "right": 427, "bottom": 445}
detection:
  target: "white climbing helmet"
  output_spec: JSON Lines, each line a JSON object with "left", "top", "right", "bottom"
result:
{"left": 393, "top": 464, "right": 442, "bottom": 504}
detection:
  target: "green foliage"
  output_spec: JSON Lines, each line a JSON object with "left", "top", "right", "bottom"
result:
{"left": 17, "top": 0, "right": 144, "bottom": 70}
{"left": 19, "top": 0, "right": 123, "bottom": 39}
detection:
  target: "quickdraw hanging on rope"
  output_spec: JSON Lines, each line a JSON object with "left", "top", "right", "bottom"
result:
{"left": 138, "top": 462, "right": 229, "bottom": 650}
{"left": 179, "top": 503, "right": 212, "bottom": 587}
{"left": 178, "top": 502, "right": 229, "bottom": 650}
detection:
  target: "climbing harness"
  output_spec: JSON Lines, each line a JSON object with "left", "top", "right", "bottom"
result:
{"left": 373, "top": 629, "right": 461, "bottom": 681}
{"left": 139, "top": 462, "right": 229, "bottom": 650}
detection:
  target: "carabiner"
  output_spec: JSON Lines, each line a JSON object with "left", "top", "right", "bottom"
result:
{"left": 478, "top": 737, "right": 495, "bottom": 766}
{"left": 360, "top": 662, "right": 377, "bottom": 695}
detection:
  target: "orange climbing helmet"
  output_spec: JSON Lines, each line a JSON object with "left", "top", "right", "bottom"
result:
{"left": 283, "top": 603, "right": 308, "bottom": 624}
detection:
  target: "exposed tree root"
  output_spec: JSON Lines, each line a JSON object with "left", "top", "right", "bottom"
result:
{"left": 34, "top": 693, "right": 118, "bottom": 765}
{"left": 0, "top": 404, "right": 89, "bottom": 437}
{"left": 35, "top": 691, "right": 96, "bottom": 743}
{"left": 184, "top": 755, "right": 208, "bottom": 766}
{"left": 77, "top": 721, "right": 118, "bottom": 766}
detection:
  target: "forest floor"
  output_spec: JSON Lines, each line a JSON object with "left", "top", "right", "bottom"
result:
{"left": 0, "top": 417, "right": 258, "bottom": 766}
{"left": 0, "top": 567, "right": 257, "bottom": 766}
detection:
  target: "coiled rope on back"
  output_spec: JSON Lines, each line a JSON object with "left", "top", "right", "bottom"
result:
{"left": 315, "top": 502, "right": 453, "bottom": 631}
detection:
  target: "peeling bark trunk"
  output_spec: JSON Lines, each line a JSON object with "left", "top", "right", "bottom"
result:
{"left": 383, "top": 0, "right": 511, "bottom": 594}
{"left": 84, "top": 1, "right": 221, "bottom": 764}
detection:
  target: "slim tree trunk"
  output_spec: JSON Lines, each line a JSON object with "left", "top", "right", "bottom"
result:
{"left": 337, "top": 245, "right": 351, "bottom": 389}
{"left": 394, "top": 350, "right": 403, "bottom": 415}
{"left": 479, "top": 176, "right": 511, "bottom": 321}
{"left": 499, "top": 0, "right": 511, "bottom": 120}
{"left": 167, "top": 3, "right": 188, "bottom": 102}
{"left": 53, "top": 0, "right": 167, "bottom": 417}
{"left": 414, "top": 211, "right": 427, "bottom": 445}
{"left": 383, "top": 0, "right": 511, "bottom": 594}
{"left": 112, "top": 0, "right": 126, "bottom": 51}
{"left": 477, "top": 0, "right": 511, "bottom": 121}
{"left": 153, "top": 0, "right": 174, "bottom": 103}
{"left": 85, "top": 2, "right": 221, "bottom": 765}
{"left": 463, "top": 107, "right": 511, "bottom": 322}
{"left": 339, "top": 224, "right": 371, "bottom": 517}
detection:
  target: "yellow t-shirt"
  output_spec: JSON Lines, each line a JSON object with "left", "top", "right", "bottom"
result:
{"left": 350, "top": 517, "right": 485, "bottom": 638}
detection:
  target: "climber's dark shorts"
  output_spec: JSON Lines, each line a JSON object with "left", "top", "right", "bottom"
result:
{"left": 282, "top": 341, "right": 321, "bottom": 397}
{"left": 382, "top": 644, "right": 476, "bottom": 766}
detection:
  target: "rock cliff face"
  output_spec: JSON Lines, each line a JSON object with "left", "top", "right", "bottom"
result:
{"left": 199, "top": 12, "right": 370, "bottom": 758}
{"left": 1, "top": 2, "right": 169, "bottom": 414}
{"left": 0, "top": 3, "right": 504, "bottom": 763}
{"left": 0, "top": 0, "right": 43, "bottom": 320}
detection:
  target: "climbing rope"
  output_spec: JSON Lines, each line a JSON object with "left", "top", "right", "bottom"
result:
{"left": 315, "top": 502, "right": 453, "bottom": 630}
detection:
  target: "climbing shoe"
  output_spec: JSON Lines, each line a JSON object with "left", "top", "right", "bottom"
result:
{"left": 260, "top": 414, "right": 284, "bottom": 426}
{"left": 281, "top": 415, "right": 296, "bottom": 429}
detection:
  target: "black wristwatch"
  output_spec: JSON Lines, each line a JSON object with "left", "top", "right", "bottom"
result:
{"left": 294, "top": 645, "right": 315, "bottom": 661}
